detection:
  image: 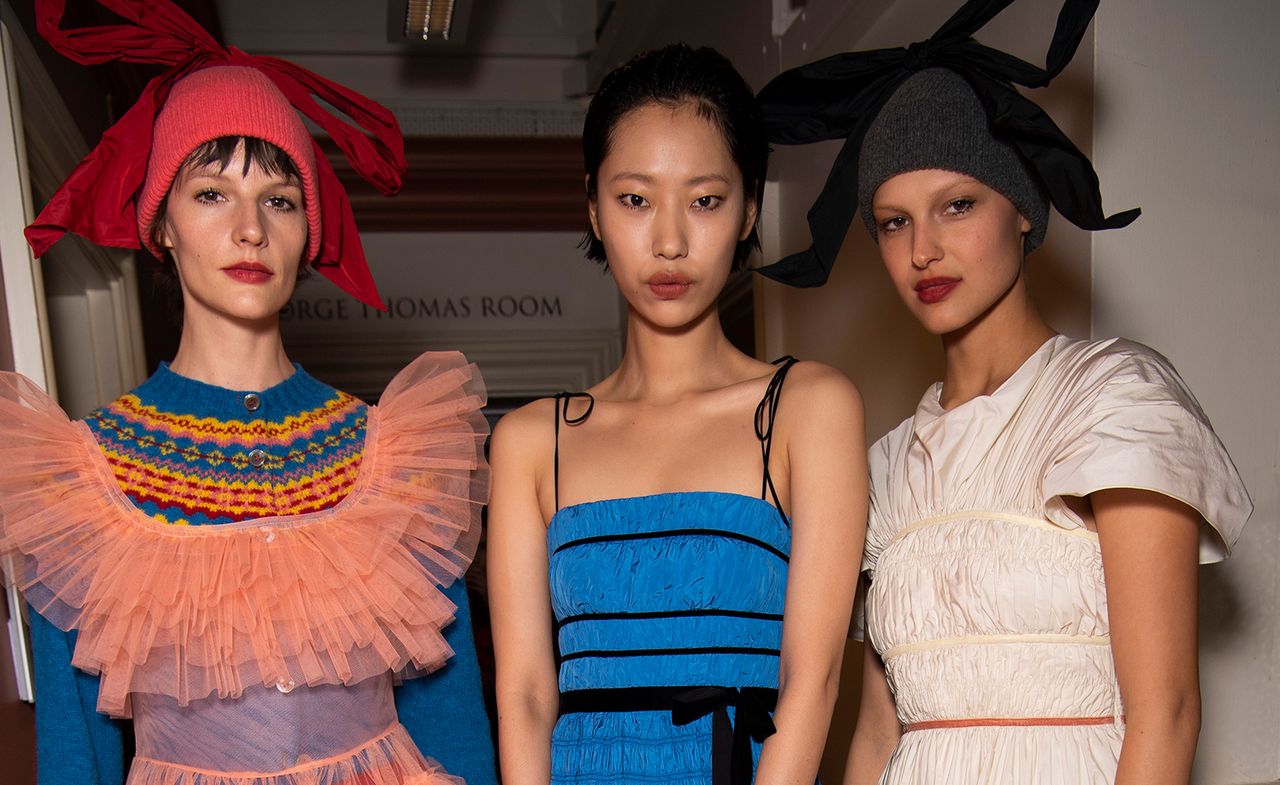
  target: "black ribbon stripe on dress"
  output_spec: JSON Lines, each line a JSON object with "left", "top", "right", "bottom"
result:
{"left": 556, "top": 608, "right": 784, "bottom": 631}
{"left": 559, "top": 686, "right": 778, "bottom": 785}
{"left": 553, "top": 527, "right": 790, "bottom": 562}
{"left": 755, "top": 0, "right": 1140, "bottom": 287}
{"left": 559, "top": 645, "right": 781, "bottom": 663}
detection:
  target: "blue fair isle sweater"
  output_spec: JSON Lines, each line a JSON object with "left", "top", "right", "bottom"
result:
{"left": 29, "top": 363, "right": 497, "bottom": 785}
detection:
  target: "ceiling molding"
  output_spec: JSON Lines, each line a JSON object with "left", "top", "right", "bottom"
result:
{"left": 218, "top": 0, "right": 594, "bottom": 58}
{"left": 381, "top": 100, "right": 584, "bottom": 137}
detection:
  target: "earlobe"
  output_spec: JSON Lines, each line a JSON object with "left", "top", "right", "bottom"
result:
{"left": 740, "top": 199, "right": 759, "bottom": 242}
{"left": 1019, "top": 214, "right": 1032, "bottom": 236}
{"left": 584, "top": 174, "right": 603, "bottom": 240}
{"left": 587, "top": 196, "right": 601, "bottom": 242}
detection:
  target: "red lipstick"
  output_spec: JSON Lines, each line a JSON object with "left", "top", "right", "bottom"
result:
{"left": 223, "top": 261, "right": 273, "bottom": 284}
{"left": 647, "top": 272, "right": 692, "bottom": 300}
{"left": 915, "top": 277, "right": 959, "bottom": 304}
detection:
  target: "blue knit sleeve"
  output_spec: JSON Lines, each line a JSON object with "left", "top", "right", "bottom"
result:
{"left": 395, "top": 581, "right": 497, "bottom": 785}
{"left": 29, "top": 608, "right": 127, "bottom": 785}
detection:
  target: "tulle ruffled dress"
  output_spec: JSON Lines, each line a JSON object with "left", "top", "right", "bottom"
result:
{"left": 861, "top": 336, "right": 1251, "bottom": 784}
{"left": 0, "top": 352, "right": 489, "bottom": 785}
{"left": 546, "top": 358, "right": 798, "bottom": 785}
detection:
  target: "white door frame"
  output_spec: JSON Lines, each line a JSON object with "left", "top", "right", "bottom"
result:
{"left": 0, "top": 15, "right": 48, "bottom": 704}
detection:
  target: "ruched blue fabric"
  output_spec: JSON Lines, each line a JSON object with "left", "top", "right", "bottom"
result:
{"left": 547, "top": 491, "right": 789, "bottom": 784}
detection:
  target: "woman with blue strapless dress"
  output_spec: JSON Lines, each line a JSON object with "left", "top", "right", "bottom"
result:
{"left": 487, "top": 45, "right": 868, "bottom": 785}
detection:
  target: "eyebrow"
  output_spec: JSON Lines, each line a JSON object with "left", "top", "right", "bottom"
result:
{"left": 184, "top": 169, "right": 301, "bottom": 186}
{"left": 873, "top": 177, "right": 982, "bottom": 212}
{"left": 608, "top": 171, "right": 731, "bottom": 187}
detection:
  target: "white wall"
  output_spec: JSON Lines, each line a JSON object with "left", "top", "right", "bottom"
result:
{"left": 1093, "top": 2, "right": 1280, "bottom": 782}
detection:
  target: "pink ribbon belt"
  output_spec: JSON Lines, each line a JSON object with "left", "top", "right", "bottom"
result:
{"left": 905, "top": 715, "right": 1122, "bottom": 732}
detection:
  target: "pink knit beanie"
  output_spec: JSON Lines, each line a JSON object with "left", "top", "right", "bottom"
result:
{"left": 136, "top": 66, "right": 321, "bottom": 261}
{"left": 28, "top": 0, "right": 407, "bottom": 310}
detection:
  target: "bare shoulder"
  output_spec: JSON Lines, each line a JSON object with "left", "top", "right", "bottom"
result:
{"left": 778, "top": 359, "right": 864, "bottom": 418}
{"left": 490, "top": 397, "right": 558, "bottom": 465}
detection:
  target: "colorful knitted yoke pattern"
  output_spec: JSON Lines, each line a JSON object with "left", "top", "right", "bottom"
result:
{"left": 83, "top": 363, "right": 367, "bottom": 526}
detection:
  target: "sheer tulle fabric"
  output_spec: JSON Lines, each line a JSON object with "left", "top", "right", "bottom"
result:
{"left": 0, "top": 352, "right": 488, "bottom": 718}
{"left": 127, "top": 721, "right": 461, "bottom": 785}
{"left": 127, "top": 676, "right": 461, "bottom": 785}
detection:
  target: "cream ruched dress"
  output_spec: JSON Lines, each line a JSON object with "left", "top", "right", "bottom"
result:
{"left": 861, "top": 336, "right": 1251, "bottom": 785}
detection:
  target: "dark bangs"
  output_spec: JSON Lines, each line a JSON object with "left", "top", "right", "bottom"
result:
{"left": 182, "top": 136, "right": 301, "bottom": 181}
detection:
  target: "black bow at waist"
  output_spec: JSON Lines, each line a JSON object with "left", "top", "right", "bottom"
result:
{"left": 559, "top": 685, "right": 779, "bottom": 785}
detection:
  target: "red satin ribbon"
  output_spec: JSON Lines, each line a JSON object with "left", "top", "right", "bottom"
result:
{"left": 24, "top": 0, "right": 407, "bottom": 310}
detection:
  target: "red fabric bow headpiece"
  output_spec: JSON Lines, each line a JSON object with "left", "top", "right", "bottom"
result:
{"left": 23, "top": 0, "right": 407, "bottom": 310}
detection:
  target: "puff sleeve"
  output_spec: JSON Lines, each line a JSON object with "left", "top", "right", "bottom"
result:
{"left": 1041, "top": 342, "right": 1251, "bottom": 563}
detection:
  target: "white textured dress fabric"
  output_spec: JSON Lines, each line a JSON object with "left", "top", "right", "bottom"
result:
{"left": 862, "top": 336, "right": 1252, "bottom": 785}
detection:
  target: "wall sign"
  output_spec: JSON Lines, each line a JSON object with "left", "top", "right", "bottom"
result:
{"left": 281, "top": 232, "right": 624, "bottom": 400}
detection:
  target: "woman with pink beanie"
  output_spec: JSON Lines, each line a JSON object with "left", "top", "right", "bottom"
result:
{"left": 1, "top": 2, "right": 494, "bottom": 784}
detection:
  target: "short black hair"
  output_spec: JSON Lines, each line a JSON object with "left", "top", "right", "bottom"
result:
{"left": 581, "top": 44, "right": 768, "bottom": 268}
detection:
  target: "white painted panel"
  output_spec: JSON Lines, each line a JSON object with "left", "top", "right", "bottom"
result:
{"left": 118, "top": 254, "right": 148, "bottom": 383}
{"left": 0, "top": 21, "right": 51, "bottom": 391}
{"left": 1094, "top": 2, "right": 1280, "bottom": 782}
{"left": 41, "top": 240, "right": 144, "bottom": 418}
{"left": 85, "top": 286, "right": 123, "bottom": 410}
{"left": 44, "top": 290, "right": 96, "bottom": 418}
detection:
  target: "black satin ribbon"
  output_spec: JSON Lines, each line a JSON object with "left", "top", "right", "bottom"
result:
{"left": 558, "top": 685, "right": 779, "bottom": 785}
{"left": 552, "top": 391, "right": 595, "bottom": 509}
{"left": 755, "top": 356, "right": 797, "bottom": 521}
{"left": 755, "top": 0, "right": 1140, "bottom": 287}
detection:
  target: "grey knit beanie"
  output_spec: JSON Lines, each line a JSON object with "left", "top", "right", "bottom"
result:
{"left": 858, "top": 68, "right": 1049, "bottom": 253}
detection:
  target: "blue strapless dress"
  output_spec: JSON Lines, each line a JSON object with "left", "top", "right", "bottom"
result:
{"left": 547, "top": 491, "right": 790, "bottom": 785}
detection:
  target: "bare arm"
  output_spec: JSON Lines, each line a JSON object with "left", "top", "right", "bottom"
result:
{"left": 843, "top": 633, "right": 900, "bottom": 785}
{"left": 488, "top": 404, "right": 560, "bottom": 785}
{"left": 754, "top": 365, "right": 868, "bottom": 785}
{"left": 1093, "top": 488, "right": 1202, "bottom": 785}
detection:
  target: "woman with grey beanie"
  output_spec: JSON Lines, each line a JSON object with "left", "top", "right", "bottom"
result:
{"left": 758, "top": 1, "right": 1252, "bottom": 784}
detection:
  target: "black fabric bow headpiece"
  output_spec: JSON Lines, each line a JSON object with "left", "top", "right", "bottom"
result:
{"left": 755, "top": 0, "right": 1140, "bottom": 287}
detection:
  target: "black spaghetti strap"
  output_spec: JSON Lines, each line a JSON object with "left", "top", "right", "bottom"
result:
{"left": 755, "top": 356, "right": 798, "bottom": 525}
{"left": 553, "top": 391, "right": 595, "bottom": 510}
